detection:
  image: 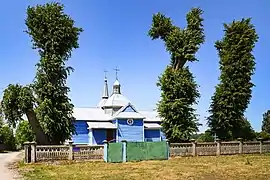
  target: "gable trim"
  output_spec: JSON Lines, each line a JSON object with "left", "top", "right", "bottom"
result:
{"left": 112, "top": 103, "right": 145, "bottom": 119}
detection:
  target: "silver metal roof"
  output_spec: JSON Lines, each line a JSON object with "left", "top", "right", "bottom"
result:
{"left": 102, "top": 93, "right": 130, "bottom": 107}
{"left": 87, "top": 122, "right": 116, "bottom": 129}
{"left": 144, "top": 123, "right": 161, "bottom": 129}
{"left": 73, "top": 107, "right": 161, "bottom": 122}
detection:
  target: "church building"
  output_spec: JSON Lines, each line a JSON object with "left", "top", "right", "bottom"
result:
{"left": 72, "top": 73, "right": 165, "bottom": 145}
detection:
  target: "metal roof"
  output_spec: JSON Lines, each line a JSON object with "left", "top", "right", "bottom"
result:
{"left": 97, "top": 99, "right": 107, "bottom": 108}
{"left": 73, "top": 107, "right": 112, "bottom": 121}
{"left": 102, "top": 93, "right": 130, "bottom": 107}
{"left": 144, "top": 123, "right": 161, "bottom": 129}
{"left": 87, "top": 122, "right": 116, "bottom": 129}
{"left": 73, "top": 107, "right": 161, "bottom": 122}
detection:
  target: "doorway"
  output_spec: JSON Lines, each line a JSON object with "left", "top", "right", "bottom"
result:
{"left": 106, "top": 129, "right": 115, "bottom": 142}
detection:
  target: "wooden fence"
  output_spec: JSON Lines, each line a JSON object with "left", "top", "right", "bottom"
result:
{"left": 24, "top": 139, "right": 270, "bottom": 163}
{"left": 24, "top": 141, "right": 103, "bottom": 163}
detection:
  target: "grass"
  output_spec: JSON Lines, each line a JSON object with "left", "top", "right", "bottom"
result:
{"left": 18, "top": 154, "right": 270, "bottom": 180}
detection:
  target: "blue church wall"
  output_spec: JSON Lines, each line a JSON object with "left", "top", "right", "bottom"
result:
{"left": 92, "top": 129, "right": 116, "bottom": 145}
{"left": 144, "top": 129, "right": 161, "bottom": 142}
{"left": 117, "top": 119, "right": 144, "bottom": 142}
{"left": 92, "top": 129, "right": 107, "bottom": 145}
{"left": 72, "top": 121, "right": 89, "bottom": 144}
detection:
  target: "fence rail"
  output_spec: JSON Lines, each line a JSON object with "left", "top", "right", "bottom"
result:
{"left": 24, "top": 138, "right": 270, "bottom": 163}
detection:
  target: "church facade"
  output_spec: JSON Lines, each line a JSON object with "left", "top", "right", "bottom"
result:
{"left": 71, "top": 75, "right": 165, "bottom": 145}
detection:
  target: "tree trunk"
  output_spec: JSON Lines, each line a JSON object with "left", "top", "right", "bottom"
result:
{"left": 26, "top": 109, "right": 50, "bottom": 145}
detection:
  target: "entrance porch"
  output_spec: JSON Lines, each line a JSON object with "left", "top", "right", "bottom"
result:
{"left": 87, "top": 122, "right": 117, "bottom": 145}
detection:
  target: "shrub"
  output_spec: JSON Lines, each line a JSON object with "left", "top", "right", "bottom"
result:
{"left": 15, "top": 120, "right": 35, "bottom": 149}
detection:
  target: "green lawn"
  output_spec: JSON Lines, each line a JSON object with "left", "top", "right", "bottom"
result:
{"left": 18, "top": 154, "right": 270, "bottom": 180}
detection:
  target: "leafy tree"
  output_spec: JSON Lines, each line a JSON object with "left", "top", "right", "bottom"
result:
{"left": 207, "top": 19, "right": 258, "bottom": 140}
{"left": 197, "top": 130, "right": 214, "bottom": 142}
{"left": 234, "top": 118, "right": 256, "bottom": 140}
{"left": 148, "top": 8, "right": 205, "bottom": 142}
{"left": 1, "top": 2, "right": 83, "bottom": 144}
{"left": 0, "top": 116, "right": 16, "bottom": 150}
{"left": 0, "top": 114, "right": 3, "bottom": 127}
{"left": 15, "top": 120, "right": 35, "bottom": 148}
{"left": 0, "top": 115, "right": 4, "bottom": 145}
{"left": 262, "top": 110, "right": 270, "bottom": 133}
{"left": 257, "top": 131, "right": 270, "bottom": 140}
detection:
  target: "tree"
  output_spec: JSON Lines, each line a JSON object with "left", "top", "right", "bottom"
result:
{"left": 15, "top": 120, "right": 35, "bottom": 148}
{"left": 0, "top": 114, "right": 3, "bottom": 127}
{"left": 235, "top": 118, "right": 256, "bottom": 140}
{"left": 262, "top": 110, "right": 270, "bottom": 133}
{"left": 207, "top": 19, "right": 258, "bottom": 140}
{"left": 257, "top": 131, "right": 270, "bottom": 140}
{"left": 0, "top": 114, "right": 16, "bottom": 150}
{"left": 148, "top": 8, "right": 205, "bottom": 142}
{"left": 1, "top": 2, "right": 83, "bottom": 144}
{"left": 197, "top": 130, "right": 214, "bottom": 142}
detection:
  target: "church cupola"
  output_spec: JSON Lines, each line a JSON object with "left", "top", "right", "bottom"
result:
{"left": 112, "top": 79, "right": 121, "bottom": 94}
{"left": 112, "top": 67, "right": 121, "bottom": 95}
{"left": 102, "top": 77, "right": 109, "bottom": 99}
{"left": 102, "top": 67, "right": 131, "bottom": 114}
{"left": 98, "top": 71, "right": 109, "bottom": 107}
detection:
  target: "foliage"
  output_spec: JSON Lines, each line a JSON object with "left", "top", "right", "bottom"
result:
{"left": 234, "top": 118, "right": 256, "bottom": 141}
{"left": 257, "top": 131, "right": 270, "bottom": 140}
{"left": 190, "top": 133, "right": 201, "bottom": 140}
{"left": 148, "top": 8, "right": 205, "bottom": 142}
{"left": 0, "top": 116, "right": 16, "bottom": 150}
{"left": 157, "top": 67, "right": 201, "bottom": 142}
{"left": 1, "top": 2, "right": 83, "bottom": 144}
{"left": 207, "top": 18, "right": 258, "bottom": 140}
{"left": 262, "top": 110, "right": 270, "bottom": 133}
{"left": 15, "top": 120, "right": 35, "bottom": 148}
{"left": 1, "top": 84, "right": 35, "bottom": 127}
{"left": 197, "top": 130, "right": 214, "bottom": 142}
{"left": 0, "top": 114, "right": 3, "bottom": 127}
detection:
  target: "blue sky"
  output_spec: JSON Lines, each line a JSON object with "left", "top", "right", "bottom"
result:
{"left": 0, "top": 1, "right": 269, "bottom": 132}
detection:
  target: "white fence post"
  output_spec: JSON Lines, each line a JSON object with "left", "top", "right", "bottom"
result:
{"left": 68, "top": 140, "right": 74, "bottom": 160}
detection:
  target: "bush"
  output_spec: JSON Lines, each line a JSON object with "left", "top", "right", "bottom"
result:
{"left": 0, "top": 125, "right": 16, "bottom": 151}
{"left": 197, "top": 130, "right": 214, "bottom": 142}
{"left": 257, "top": 131, "right": 270, "bottom": 140}
{"left": 15, "top": 120, "right": 35, "bottom": 149}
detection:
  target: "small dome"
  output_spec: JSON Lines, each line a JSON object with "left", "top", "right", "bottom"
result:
{"left": 102, "top": 94, "right": 130, "bottom": 108}
{"left": 113, "top": 80, "right": 120, "bottom": 86}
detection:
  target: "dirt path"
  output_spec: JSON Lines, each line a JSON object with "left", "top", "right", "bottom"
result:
{"left": 0, "top": 151, "right": 23, "bottom": 180}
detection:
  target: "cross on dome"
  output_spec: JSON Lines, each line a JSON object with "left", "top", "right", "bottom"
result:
{"left": 104, "top": 69, "right": 108, "bottom": 79}
{"left": 114, "top": 66, "right": 120, "bottom": 80}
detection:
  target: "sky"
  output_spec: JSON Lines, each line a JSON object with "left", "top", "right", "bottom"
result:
{"left": 0, "top": 0, "right": 269, "bottom": 132}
